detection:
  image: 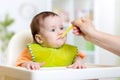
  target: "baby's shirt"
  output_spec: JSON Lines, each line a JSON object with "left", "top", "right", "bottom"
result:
{"left": 16, "top": 49, "right": 32, "bottom": 66}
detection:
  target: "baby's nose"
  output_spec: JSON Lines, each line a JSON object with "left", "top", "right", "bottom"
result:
{"left": 58, "top": 30, "right": 64, "bottom": 35}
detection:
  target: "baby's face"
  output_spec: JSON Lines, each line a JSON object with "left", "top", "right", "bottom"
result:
{"left": 39, "top": 16, "right": 67, "bottom": 48}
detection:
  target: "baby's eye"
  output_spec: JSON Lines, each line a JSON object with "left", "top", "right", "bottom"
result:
{"left": 60, "top": 27, "right": 64, "bottom": 30}
{"left": 50, "top": 29, "right": 55, "bottom": 32}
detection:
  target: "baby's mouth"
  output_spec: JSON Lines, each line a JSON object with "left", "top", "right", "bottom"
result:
{"left": 57, "top": 37, "right": 61, "bottom": 40}
{"left": 57, "top": 36, "right": 63, "bottom": 40}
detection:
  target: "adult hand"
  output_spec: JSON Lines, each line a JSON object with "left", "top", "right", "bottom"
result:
{"left": 72, "top": 18, "right": 96, "bottom": 41}
{"left": 72, "top": 18, "right": 120, "bottom": 56}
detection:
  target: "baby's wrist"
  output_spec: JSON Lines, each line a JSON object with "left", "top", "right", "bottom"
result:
{"left": 77, "top": 52, "right": 85, "bottom": 59}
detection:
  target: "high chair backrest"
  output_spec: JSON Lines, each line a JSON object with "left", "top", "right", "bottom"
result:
{"left": 7, "top": 29, "right": 33, "bottom": 66}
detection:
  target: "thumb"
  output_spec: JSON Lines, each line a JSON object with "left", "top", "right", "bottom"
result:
{"left": 66, "top": 64, "right": 73, "bottom": 68}
{"left": 38, "top": 62, "right": 46, "bottom": 67}
{"left": 71, "top": 19, "right": 82, "bottom": 27}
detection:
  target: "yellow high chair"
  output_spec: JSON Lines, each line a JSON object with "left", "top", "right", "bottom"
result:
{"left": 0, "top": 29, "right": 120, "bottom": 80}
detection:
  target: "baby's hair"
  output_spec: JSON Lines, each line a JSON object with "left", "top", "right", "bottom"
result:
{"left": 30, "top": 11, "right": 59, "bottom": 42}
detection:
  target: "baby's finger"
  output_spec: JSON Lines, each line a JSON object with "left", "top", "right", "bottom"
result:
{"left": 78, "top": 65, "right": 86, "bottom": 69}
{"left": 66, "top": 64, "right": 74, "bottom": 68}
{"left": 76, "top": 65, "right": 83, "bottom": 69}
{"left": 81, "top": 65, "right": 86, "bottom": 69}
{"left": 34, "top": 65, "right": 40, "bottom": 70}
{"left": 72, "top": 65, "right": 79, "bottom": 69}
{"left": 38, "top": 62, "right": 46, "bottom": 67}
{"left": 31, "top": 65, "right": 36, "bottom": 70}
{"left": 26, "top": 64, "right": 32, "bottom": 70}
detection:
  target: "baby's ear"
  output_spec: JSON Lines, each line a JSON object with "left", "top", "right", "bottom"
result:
{"left": 35, "top": 34, "right": 43, "bottom": 44}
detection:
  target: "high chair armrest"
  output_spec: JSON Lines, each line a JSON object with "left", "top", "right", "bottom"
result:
{"left": 0, "top": 64, "right": 120, "bottom": 80}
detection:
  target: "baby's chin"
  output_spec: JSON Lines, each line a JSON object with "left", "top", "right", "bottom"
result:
{"left": 52, "top": 45, "right": 63, "bottom": 48}
{"left": 51, "top": 43, "right": 64, "bottom": 48}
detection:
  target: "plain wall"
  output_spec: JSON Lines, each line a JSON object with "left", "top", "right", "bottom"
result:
{"left": 94, "top": 0, "right": 120, "bottom": 65}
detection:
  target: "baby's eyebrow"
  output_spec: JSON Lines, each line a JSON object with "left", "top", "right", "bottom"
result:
{"left": 60, "top": 24, "right": 64, "bottom": 27}
{"left": 51, "top": 25, "right": 56, "bottom": 28}
{"left": 50, "top": 24, "right": 64, "bottom": 29}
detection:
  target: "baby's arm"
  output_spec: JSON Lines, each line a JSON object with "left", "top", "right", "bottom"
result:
{"left": 67, "top": 51, "right": 86, "bottom": 69}
{"left": 16, "top": 49, "right": 32, "bottom": 66}
{"left": 16, "top": 49, "right": 45, "bottom": 70}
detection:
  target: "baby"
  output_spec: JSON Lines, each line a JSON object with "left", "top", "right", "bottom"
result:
{"left": 16, "top": 11, "right": 85, "bottom": 70}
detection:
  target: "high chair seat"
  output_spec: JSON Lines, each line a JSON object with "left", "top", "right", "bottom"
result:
{"left": 7, "top": 29, "right": 33, "bottom": 66}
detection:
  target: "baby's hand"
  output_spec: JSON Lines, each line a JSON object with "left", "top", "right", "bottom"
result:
{"left": 22, "top": 61, "right": 45, "bottom": 70}
{"left": 67, "top": 62, "right": 86, "bottom": 69}
{"left": 67, "top": 57, "right": 86, "bottom": 69}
